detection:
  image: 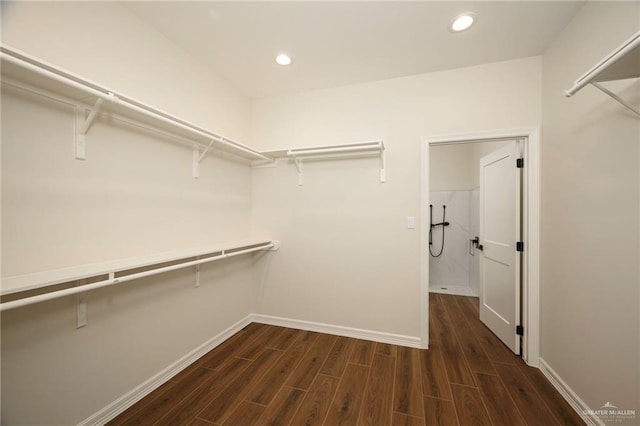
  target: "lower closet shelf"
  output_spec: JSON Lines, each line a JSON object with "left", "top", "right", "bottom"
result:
{"left": 1, "top": 239, "right": 279, "bottom": 311}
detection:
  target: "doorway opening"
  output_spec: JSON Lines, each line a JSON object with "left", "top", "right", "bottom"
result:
{"left": 421, "top": 128, "right": 540, "bottom": 367}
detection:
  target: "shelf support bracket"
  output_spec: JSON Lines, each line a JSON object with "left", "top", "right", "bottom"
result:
{"left": 293, "top": 156, "right": 304, "bottom": 186}
{"left": 194, "top": 264, "right": 201, "bottom": 288}
{"left": 75, "top": 279, "right": 88, "bottom": 329}
{"left": 192, "top": 141, "right": 215, "bottom": 179}
{"left": 74, "top": 98, "right": 104, "bottom": 160}
{"left": 380, "top": 148, "right": 386, "bottom": 183}
{"left": 592, "top": 82, "right": 640, "bottom": 117}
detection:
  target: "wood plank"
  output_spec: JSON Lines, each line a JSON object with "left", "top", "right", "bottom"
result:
{"left": 475, "top": 372, "right": 526, "bottom": 426}
{"left": 493, "top": 362, "right": 560, "bottom": 425}
{"left": 450, "top": 385, "right": 492, "bottom": 426}
{"left": 428, "top": 294, "right": 447, "bottom": 344}
{"left": 235, "top": 324, "right": 286, "bottom": 360}
{"left": 268, "top": 327, "right": 304, "bottom": 350}
{"left": 319, "top": 336, "right": 354, "bottom": 377}
{"left": 440, "top": 295, "right": 471, "bottom": 330}
{"left": 376, "top": 342, "right": 397, "bottom": 357}
{"left": 391, "top": 412, "right": 426, "bottom": 425}
{"left": 423, "top": 396, "right": 458, "bottom": 426}
{"left": 469, "top": 319, "right": 517, "bottom": 364}
{"left": 360, "top": 354, "right": 395, "bottom": 425}
{"left": 291, "top": 375, "right": 341, "bottom": 426}
{"left": 220, "top": 401, "right": 265, "bottom": 426}
{"left": 438, "top": 335, "right": 475, "bottom": 387}
{"left": 154, "top": 357, "right": 251, "bottom": 425}
{"left": 324, "top": 363, "right": 371, "bottom": 425}
{"left": 419, "top": 343, "right": 452, "bottom": 401}
{"left": 299, "top": 330, "right": 321, "bottom": 344}
{"left": 106, "top": 380, "right": 177, "bottom": 426}
{"left": 516, "top": 361, "right": 586, "bottom": 425}
{"left": 246, "top": 336, "right": 314, "bottom": 405}
{"left": 255, "top": 386, "right": 307, "bottom": 425}
{"left": 196, "top": 348, "right": 283, "bottom": 424}
{"left": 429, "top": 294, "right": 457, "bottom": 344}
{"left": 197, "top": 323, "right": 267, "bottom": 368}
{"left": 349, "top": 339, "right": 375, "bottom": 366}
{"left": 453, "top": 326, "right": 496, "bottom": 376}
{"left": 286, "top": 333, "right": 337, "bottom": 390}
{"left": 453, "top": 296, "right": 478, "bottom": 325}
{"left": 111, "top": 366, "right": 212, "bottom": 425}
{"left": 462, "top": 296, "right": 479, "bottom": 316}
{"left": 188, "top": 418, "right": 214, "bottom": 426}
{"left": 435, "top": 297, "right": 477, "bottom": 387}
{"left": 170, "top": 358, "right": 210, "bottom": 383}
{"left": 393, "top": 347, "right": 424, "bottom": 417}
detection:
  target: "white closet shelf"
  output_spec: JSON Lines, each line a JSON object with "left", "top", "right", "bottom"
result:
{"left": 1, "top": 239, "right": 279, "bottom": 311}
{"left": 1, "top": 45, "right": 390, "bottom": 181}
{"left": 258, "top": 141, "right": 386, "bottom": 186}
{"left": 565, "top": 30, "right": 640, "bottom": 116}
{"left": 0, "top": 45, "right": 273, "bottom": 163}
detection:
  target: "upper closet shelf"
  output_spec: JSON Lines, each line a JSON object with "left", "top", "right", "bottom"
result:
{"left": 0, "top": 45, "right": 274, "bottom": 166}
{"left": 565, "top": 30, "right": 640, "bottom": 117}
{"left": 257, "top": 141, "right": 386, "bottom": 186}
{"left": 1, "top": 45, "right": 388, "bottom": 183}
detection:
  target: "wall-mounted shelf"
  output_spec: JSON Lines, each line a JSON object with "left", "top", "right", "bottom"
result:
{"left": 1, "top": 239, "right": 279, "bottom": 312}
{"left": 565, "top": 30, "right": 640, "bottom": 117}
{"left": 1, "top": 45, "right": 390, "bottom": 184}
{"left": 0, "top": 45, "right": 274, "bottom": 171}
{"left": 257, "top": 141, "right": 386, "bottom": 186}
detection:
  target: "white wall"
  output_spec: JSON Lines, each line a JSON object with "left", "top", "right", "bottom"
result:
{"left": 1, "top": 1, "right": 248, "bottom": 141}
{"left": 1, "top": 3, "right": 257, "bottom": 424}
{"left": 430, "top": 144, "right": 473, "bottom": 191}
{"left": 541, "top": 1, "right": 639, "bottom": 417}
{"left": 430, "top": 140, "right": 509, "bottom": 191}
{"left": 251, "top": 57, "right": 542, "bottom": 339}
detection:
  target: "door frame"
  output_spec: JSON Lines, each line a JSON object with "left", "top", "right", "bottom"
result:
{"left": 420, "top": 127, "right": 540, "bottom": 367}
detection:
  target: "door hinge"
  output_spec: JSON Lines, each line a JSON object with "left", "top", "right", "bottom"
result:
{"left": 516, "top": 158, "right": 524, "bottom": 168}
{"left": 516, "top": 241, "right": 524, "bottom": 252}
{"left": 516, "top": 325, "right": 524, "bottom": 336}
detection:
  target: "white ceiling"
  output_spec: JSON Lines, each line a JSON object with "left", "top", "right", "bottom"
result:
{"left": 124, "top": 1, "right": 584, "bottom": 99}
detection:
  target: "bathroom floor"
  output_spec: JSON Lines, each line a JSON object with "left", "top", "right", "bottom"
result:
{"left": 429, "top": 285, "right": 477, "bottom": 297}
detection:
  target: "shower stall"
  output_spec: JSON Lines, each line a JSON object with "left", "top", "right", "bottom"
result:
{"left": 428, "top": 190, "right": 480, "bottom": 296}
{"left": 428, "top": 140, "right": 510, "bottom": 296}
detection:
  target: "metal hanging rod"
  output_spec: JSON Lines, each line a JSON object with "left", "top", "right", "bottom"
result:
{"left": 286, "top": 141, "right": 384, "bottom": 157}
{"left": 1, "top": 241, "right": 278, "bottom": 312}
{"left": 0, "top": 45, "right": 274, "bottom": 162}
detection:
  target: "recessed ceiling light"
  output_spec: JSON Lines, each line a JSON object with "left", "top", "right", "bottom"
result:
{"left": 450, "top": 13, "right": 476, "bottom": 33}
{"left": 275, "top": 54, "right": 292, "bottom": 66}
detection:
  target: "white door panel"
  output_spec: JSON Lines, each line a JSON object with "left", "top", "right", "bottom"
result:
{"left": 479, "top": 141, "right": 521, "bottom": 354}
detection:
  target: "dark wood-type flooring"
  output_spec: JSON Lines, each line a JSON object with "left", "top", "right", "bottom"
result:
{"left": 109, "top": 294, "right": 585, "bottom": 425}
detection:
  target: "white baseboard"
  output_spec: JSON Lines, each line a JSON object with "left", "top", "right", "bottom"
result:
{"left": 78, "top": 314, "right": 254, "bottom": 426}
{"left": 539, "top": 358, "right": 603, "bottom": 426}
{"left": 252, "top": 313, "right": 421, "bottom": 348}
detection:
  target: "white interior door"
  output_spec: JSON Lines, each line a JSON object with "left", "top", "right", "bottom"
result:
{"left": 479, "top": 141, "right": 521, "bottom": 354}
